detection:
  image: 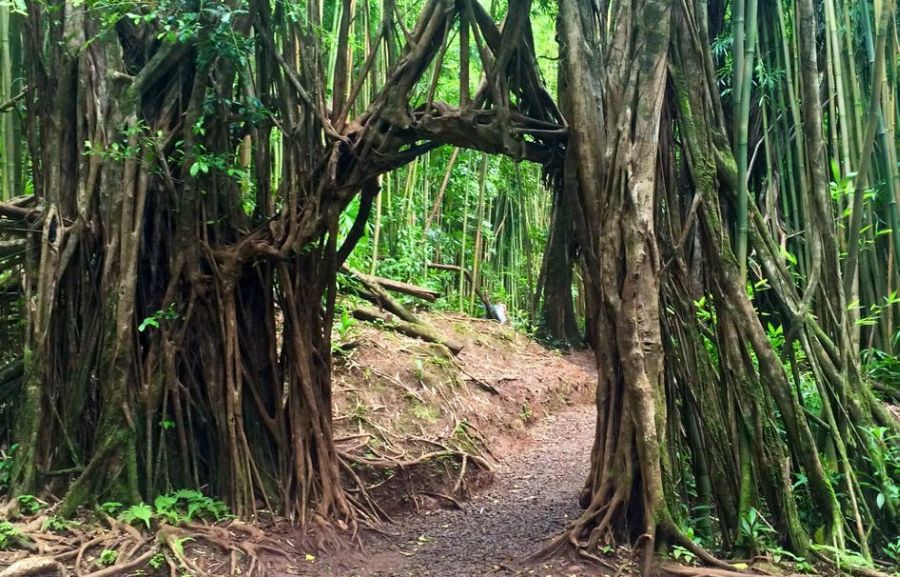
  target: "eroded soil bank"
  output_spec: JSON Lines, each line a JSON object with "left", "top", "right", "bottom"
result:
{"left": 271, "top": 403, "right": 610, "bottom": 577}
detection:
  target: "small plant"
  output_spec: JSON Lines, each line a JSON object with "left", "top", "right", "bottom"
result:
{"left": 411, "top": 401, "right": 439, "bottom": 422}
{"left": 98, "top": 549, "right": 118, "bottom": 566}
{"left": 164, "top": 489, "right": 230, "bottom": 522}
{"left": 139, "top": 304, "right": 180, "bottom": 332}
{"left": 413, "top": 358, "right": 426, "bottom": 380}
{"left": 0, "top": 522, "right": 24, "bottom": 550}
{"left": 119, "top": 503, "right": 154, "bottom": 529}
{"left": 17, "top": 494, "right": 42, "bottom": 515}
{"left": 770, "top": 546, "right": 814, "bottom": 573}
{"left": 98, "top": 501, "right": 124, "bottom": 516}
{"left": 331, "top": 306, "right": 357, "bottom": 350}
{"left": 148, "top": 553, "right": 166, "bottom": 570}
{"left": 739, "top": 507, "right": 774, "bottom": 555}
{"left": 117, "top": 490, "right": 230, "bottom": 530}
{"left": 520, "top": 403, "right": 533, "bottom": 423}
{"left": 883, "top": 537, "right": 900, "bottom": 565}
{"left": 671, "top": 545, "right": 697, "bottom": 564}
{"left": 41, "top": 516, "right": 71, "bottom": 533}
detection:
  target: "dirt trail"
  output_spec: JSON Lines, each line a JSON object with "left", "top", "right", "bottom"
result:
{"left": 277, "top": 403, "right": 600, "bottom": 577}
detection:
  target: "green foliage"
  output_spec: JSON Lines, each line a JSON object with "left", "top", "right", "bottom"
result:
{"left": 139, "top": 304, "right": 179, "bottom": 332}
{"left": 41, "top": 516, "right": 72, "bottom": 533}
{"left": 881, "top": 538, "right": 900, "bottom": 567}
{"left": 98, "top": 501, "right": 124, "bottom": 516}
{"left": 739, "top": 507, "right": 775, "bottom": 554}
{"left": 671, "top": 545, "right": 697, "bottom": 564}
{"left": 148, "top": 553, "right": 166, "bottom": 570}
{"left": 864, "top": 348, "right": 900, "bottom": 392}
{"left": 158, "top": 489, "right": 230, "bottom": 523}
{"left": 769, "top": 546, "right": 814, "bottom": 573}
{"left": 860, "top": 425, "right": 899, "bottom": 514}
{"left": 118, "top": 502, "right": 154, "bottom": 529}
{"left": 98, "top": 549, "right": 118, "bottom": 566}
{"left": 331, "top": 305, "right": 357, "bottom": 352}
{"left": 812, "top": 544, "right": 874, "bottom": 571}
{"left": 117, "top": 490, "right": 231, "bottom": 530}
{"left": 17, "top": 494, "right": 42, "bottom": 514}
{"left": 0, "top": 522, "right": 27, "bottom": 550}
{"left": 357, "top": 147, "right": 553, "bottom": 326}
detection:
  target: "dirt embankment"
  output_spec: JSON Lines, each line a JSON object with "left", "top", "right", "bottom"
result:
{"left": 266, "top": 313, "right": 602, "bottom": 576}
{"left": 328, "top": 312, "right": 596, "bottom": 513}
{"left": 276, "top": 404, "right": 604, "bottom": 577}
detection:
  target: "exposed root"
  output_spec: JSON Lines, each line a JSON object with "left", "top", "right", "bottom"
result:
{"left": 81, "top": 549, "right": 158, "bottom": 577}
{"left": 662, "top": 521, "right": 734, "bottom": 571}
{"left": 0, "top": 557, "right": 65, "bottom": 577}
{"left": 416, "top": 491, "right": 463, "bottom": 510}
{"left": 529, "top": 507, "right": 734, "bottom": 575}
{"left": 660, "top": 563, "right": 772, "bottom": 577}
{"left": 0, "top": 515, "right": 284, "bottom": 577}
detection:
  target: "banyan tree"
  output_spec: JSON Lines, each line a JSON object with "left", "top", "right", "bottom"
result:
{"left": 0, "top": 0, "right": 564, "bottom": 528}
{"left": 0, "top": 0, "right": 898, "bottom": 572}
{"left": 554, "top": 0, "right": 898, "bottom": 568}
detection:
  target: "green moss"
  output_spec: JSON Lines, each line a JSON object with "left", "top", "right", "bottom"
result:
{"left": 410, "top": 401, "right": 439, "bottom": 422}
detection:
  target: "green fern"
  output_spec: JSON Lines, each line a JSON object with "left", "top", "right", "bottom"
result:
{"left": 118, "top": 503, "right": 154, "bottom": 529}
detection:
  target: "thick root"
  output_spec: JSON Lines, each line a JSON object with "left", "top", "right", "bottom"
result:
{"left": 0, "top": 558, "right": 65, "bottom": 577}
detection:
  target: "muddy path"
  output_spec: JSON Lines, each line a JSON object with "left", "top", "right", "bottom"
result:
{"left": 275, "top": 403, "right": 602, "bottom": 577}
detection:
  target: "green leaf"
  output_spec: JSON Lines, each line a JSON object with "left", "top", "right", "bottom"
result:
{"left": 154, "top": 495, "right": 178, "bottom": 514}
{"left": 173, "top": 489, "right": 203, "bottom": 501}
{"left": 98, "top": 502, "right": 123, "bottom": 515}
{"left": 119, "top": 503, "right": 153, "bottom": 529}
{"left": 877, "top": 493, "right": 886, "bottom": 509}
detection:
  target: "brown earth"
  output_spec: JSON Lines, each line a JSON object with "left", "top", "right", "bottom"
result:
{"left": 324, "top": 312, "right": 598, "bottom": 517}
{"left": 262, "top": 313, "right": 621, "bottom": 577}
{"left": 269, "top": 403, "right": 629, "bottom": 577}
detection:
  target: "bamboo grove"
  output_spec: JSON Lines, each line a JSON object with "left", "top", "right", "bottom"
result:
{"left": 0, "top": 0, "right": 897, "bottom": 572}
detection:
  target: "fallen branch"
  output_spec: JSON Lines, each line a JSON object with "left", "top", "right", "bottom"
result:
{"left": 352, "top": 307, "right": 463, "bottom": 354}
{"left": 455, "top": 363, "right": 501, "bottom": 395}
{"left": 342, "top": 267, "right": 421, "bottom": 324}
{"left": 342, "top": 266, "right": 441, "bottom": 302}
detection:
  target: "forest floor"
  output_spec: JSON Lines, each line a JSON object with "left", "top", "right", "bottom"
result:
{"left": 270, "top": 402, "right": 624, "bottom": 577}
{"left": 264, "top": 312, "right": 615, "bottom": 576}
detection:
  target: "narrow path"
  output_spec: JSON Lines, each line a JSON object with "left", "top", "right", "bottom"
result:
{"left": 278, "top": 403, "right": 597, "bottom": 577}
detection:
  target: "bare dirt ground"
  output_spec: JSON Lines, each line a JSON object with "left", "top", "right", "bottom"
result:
{"left": 270, "top": 403, "right": 617, "bottom": 577}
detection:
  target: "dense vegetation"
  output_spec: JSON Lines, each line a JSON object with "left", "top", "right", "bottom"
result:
{"left": 0, "top": 0, "right": 898, "bottom": 574}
